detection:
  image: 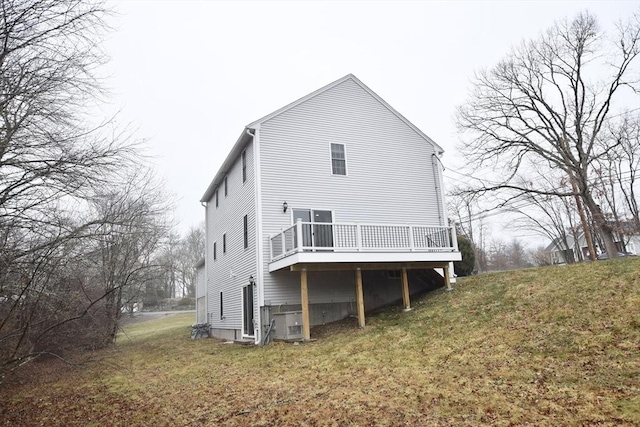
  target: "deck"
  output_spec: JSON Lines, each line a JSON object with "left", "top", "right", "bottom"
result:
{"left": 269, "top": 220, "right": 461, "bottom": 272}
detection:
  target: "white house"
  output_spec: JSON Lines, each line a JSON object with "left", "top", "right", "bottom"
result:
{"left": 199, "top": 74, "right": 461, "bottom": 344}
{"left": 543, "top": 235, "right": 581, "bottom": 265}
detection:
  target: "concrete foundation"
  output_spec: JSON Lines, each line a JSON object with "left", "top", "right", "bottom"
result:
{"left": 209, "top": 327, "right": 241, "bottom": 342}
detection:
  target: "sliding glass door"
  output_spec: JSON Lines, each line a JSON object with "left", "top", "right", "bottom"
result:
{"left": 292, "top": 209, "right": 333, "bottom": 249}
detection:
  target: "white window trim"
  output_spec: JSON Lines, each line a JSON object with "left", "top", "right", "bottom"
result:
{"left": 289, "top": 208, "right": 336, "bottom": 225}
{"left": 329, "top": 142, "right": 348, "bottom": 176}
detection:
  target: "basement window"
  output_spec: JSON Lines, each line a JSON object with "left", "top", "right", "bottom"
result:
{"left": 387, "top": 270, "right": 401, "bottom": 279}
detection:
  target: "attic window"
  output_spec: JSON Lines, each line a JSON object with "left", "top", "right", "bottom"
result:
{"left": 330, "top": 143, "right": 347, "bottom": 176}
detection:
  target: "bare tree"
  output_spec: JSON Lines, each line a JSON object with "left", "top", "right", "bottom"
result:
{"left": 176, "top": 225, "right": 205, "bottom": 298}
{"left": 507, "top": 239, "right": 529, "bottom": 269}
{"left": 531, "top": 245, "right": 553, "bottom": 266}
{"left": 448, "top": 187, "right": 492, "bottom": 272}
{"left": 146, "top": 225, "right": 205, "bottom": 303}
{"left": 592, "top": 113, "right": 640, "bottom": 247}
{"left": 448, "top": 187, "right": 481, "bottom": 243}
{"left": 456, "top": 11, "right": 640, "bottom": 260}
{"left": 86, "top": 168, "right": 170, "bottom": 339}
{"left": 510, "top": 176, "right": 585, "bottom": 263}
{"left": 0, "top": 1, "right": 169, "bottom": 379}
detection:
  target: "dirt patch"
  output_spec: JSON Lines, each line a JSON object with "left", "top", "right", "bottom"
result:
{"left": 310, "top": 315, "right": 359, "bottom": 339}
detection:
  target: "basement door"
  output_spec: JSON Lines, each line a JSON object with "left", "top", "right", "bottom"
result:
{"left": 292, "top": 209, "right": 334, "bottom": 249}
{"left": 242, "top": 283, "right": 254, "bottom": 337}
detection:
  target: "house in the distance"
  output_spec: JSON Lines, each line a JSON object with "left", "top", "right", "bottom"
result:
{"left": 543, "top": 235, "right": 581, "bottom": 265}
{"left": 199, "top": 74, "right": 461, "bottom": 344}
{"left": 543, "top": 227, "right": 640, "bottom": 264}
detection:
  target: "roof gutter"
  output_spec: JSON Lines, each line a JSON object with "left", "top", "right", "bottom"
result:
{"left": 199, "top": 128, "right": 251, "bottom": 202}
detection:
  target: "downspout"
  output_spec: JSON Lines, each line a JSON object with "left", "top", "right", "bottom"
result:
{"left": 431, "top": 152, "right": 444, "bottom": 225}
{"left": 245, "top": 127, "right": 263, "bottom": 345}
{"left": 201, "top": 201, "right": 209, "bottom": 329}
{"left": 432, "top": 151, "right": 457, "bottom": 284}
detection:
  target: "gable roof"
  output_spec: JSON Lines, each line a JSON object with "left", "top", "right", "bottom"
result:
{"left": 247, "top": 73, "right": 443, "bottom": 154}
{"left": 200, "top": 74, "right": 443, "bottom": 202}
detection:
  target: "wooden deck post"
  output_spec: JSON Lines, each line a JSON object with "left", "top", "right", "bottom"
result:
{"left": 355, "top": 268, "right": 365, "bottom": 328}
{"left": 444, "top": 264, "right": 452, "bottom": 291}
{"left": 301, "top": 268, "right": 310, "bottom": 340}
{"left": 401, "top": 267, "right": 411, "bottom": 311}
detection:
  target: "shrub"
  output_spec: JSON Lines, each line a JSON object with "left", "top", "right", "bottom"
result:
{"left": 454, "top": 235, "right": 476, "bottom": 277}
{"left": 177, "top": 298, "right": 195, "bottom": 307}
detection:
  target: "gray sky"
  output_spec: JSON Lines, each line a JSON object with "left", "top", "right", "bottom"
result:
{"left": 101, "top": 0, "right": 638, "bottom": 238}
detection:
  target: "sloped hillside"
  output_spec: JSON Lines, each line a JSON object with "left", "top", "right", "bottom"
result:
{"left": 1, "top": 259, "right": 639, "bottom": 426}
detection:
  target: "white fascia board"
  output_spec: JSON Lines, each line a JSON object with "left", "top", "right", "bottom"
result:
{"left": 200, "top": 129, "right": 252, "bottom": 203}
{"left": 347, "top": 76, "right": 445, "bottom": 155}
{"left": 268, "top": 251, "right": 462, "bottom": 272}
{"left": 246, "top": 74, "right": 355, "bottom": 128}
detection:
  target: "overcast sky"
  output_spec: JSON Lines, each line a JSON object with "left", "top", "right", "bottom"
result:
{"left": 101, "top": 0, "right": 638, "bottom": 241}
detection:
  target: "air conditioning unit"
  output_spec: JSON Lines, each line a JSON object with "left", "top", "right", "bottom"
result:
{"left": 272, "top": 311, "right": 303, "bottom": 340}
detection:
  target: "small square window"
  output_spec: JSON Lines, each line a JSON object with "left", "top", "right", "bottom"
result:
{"left": 331, "top": 143, "right": 347, "bottom": 175}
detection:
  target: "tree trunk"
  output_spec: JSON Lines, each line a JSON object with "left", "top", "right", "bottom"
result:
{"left": 581, "top": 192, "right": 619, "bottom": 259}
{"left": 571, "top": 180, "right": 596, "bottom": 261}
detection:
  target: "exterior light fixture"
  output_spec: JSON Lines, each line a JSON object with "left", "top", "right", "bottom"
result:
{"left": 283, "top": 201, "right": 288, "bottom": 213}
{"left": 249, "top": 275, "right": 255, "bottom": 285}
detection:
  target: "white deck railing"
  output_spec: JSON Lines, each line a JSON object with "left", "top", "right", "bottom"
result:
{"left": 270, "top": 220, "right": 459, "bottom": 262}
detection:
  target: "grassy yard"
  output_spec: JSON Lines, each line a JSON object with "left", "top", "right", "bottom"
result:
{"left": 1, "top": 259, "right": 639, "bottom": 426}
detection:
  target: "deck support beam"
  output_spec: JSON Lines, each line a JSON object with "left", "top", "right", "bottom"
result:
{"left": 444, "top": 263, "right": 452, "bottom": 291}
{"left": 301, "top": 268, "right": 310, "bottom": 340}
{"left": 401, "top": 267, "right": 411, "bottom": 311}
{"left": 355, "top": 268, "right": 365, "bottom": 328}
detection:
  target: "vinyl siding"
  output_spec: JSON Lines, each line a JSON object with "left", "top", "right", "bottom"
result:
{"left": 206, "top": 141, "right": 257, "bottom": 333}
{"left": 196, "top": 264, "right": 206, "bottom": 299}
{"left": 258, "top": 78, "right": 443, "bottom": 304}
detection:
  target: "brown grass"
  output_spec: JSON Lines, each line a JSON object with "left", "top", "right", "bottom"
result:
{"left": 1, "top": 258, "right": 639, "bottom": 426}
